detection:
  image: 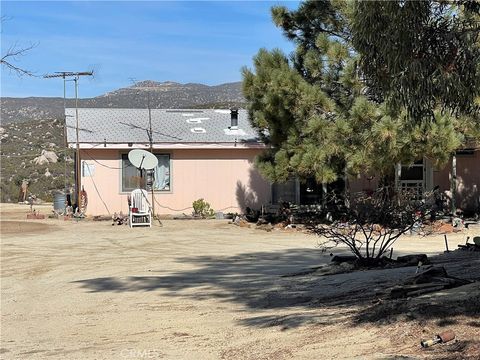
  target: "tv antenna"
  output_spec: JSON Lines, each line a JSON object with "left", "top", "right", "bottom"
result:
{"left": 44, "top": 71, "right": 94, "bottom": 211}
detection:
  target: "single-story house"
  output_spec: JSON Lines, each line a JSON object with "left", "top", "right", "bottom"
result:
{"left": 66, "top": 108, "right": 271, "bottom": 216}
{"left": 66, "top": 108, "right": 480, "bottom": 216}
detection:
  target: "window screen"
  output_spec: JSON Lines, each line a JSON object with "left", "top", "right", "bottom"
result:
{"left": 121, "top": 154, "right": 170, "bottom": 192}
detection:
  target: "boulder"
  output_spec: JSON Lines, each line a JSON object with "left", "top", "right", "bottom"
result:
{"left": 33, "top": 150, "right": 58, "bottom": 165}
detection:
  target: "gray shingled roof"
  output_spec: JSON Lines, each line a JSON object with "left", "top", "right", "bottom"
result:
{"left": 65, "top": 108, "right": 260, "bottom": 145}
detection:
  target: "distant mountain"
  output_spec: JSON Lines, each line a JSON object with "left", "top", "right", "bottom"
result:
{"left": 1, "top": 97, "right": 66, "bottom": 124}
{"left": 1, "top": 80, "right": 246, "bottom": 124}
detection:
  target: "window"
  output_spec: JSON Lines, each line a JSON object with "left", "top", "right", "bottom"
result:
{"left": 121, "top": 154, "right": 170, "bottom": 192}
{"left": 399, "top": 160, "right": 424, "bottom": 200}
{"left": 400, "top": 160, "right": 424, "bottom": 181}
{"left": 272, "top": 178, "right": 297, "bottom": 204}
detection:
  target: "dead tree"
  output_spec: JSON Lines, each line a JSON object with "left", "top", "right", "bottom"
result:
{"left": 310, "top": 188, "right": 426, "bottom": 266}
{"left": 1, "top": 16, "right": 37, "bottom": 77}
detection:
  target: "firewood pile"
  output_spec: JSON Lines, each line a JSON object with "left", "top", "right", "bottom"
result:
{"left": 388, "top": 266, "right": 472, "bottom": 299}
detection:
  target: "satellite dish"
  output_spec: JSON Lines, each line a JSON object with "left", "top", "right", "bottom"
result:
{"left": 128, "top": 149, "right": 158, "bottom": 170}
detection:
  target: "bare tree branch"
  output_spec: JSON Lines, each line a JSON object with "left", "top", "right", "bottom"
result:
{"left": 1, "top": 42, "right": 37, "bottom": 77}
{"left": 1, "top": 17, "right": 38, "bottom": 77}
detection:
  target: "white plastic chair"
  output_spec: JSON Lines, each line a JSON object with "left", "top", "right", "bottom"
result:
{"left": 129, "top": 189, "right": 152, "bottom": 228}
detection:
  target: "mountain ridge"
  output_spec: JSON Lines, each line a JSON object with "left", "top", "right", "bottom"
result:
{"left": 0, "top": 80, "right": 247, "bottom": 202}
{"left": 1, "top": 80, "right": 246, "bottom": 124}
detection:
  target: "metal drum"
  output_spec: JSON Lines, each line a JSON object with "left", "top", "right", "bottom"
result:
{"left": 53, "top": 192, "right": 66, "bottom": 212}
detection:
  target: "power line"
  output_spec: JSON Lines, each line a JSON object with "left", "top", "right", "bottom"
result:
{"left": 82, "top": 150, "right": 122, "bottom": 170}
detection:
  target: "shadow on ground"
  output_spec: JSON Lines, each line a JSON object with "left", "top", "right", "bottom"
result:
{"left": 74, "top": 248, "right": 332, "bottom": 305}
{"left": 73, "top": 247, "right": 480, "bottom": 329}
{"left": 353, "top": 282, "right": 480, "bottom": 326}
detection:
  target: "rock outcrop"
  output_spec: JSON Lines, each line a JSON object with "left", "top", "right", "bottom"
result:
{"left": 33, "top": 150, "right": 58, "bottom": 165}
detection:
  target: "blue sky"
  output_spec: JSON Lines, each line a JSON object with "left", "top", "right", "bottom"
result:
{"left": 1, "top": 1, "right": 298, "bottom": 98}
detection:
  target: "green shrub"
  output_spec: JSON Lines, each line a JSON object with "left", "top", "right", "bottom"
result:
{"left": 192, "top": 198, "right": 215, "bottom": 218}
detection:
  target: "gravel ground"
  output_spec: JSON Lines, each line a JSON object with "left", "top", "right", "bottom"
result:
{"left": 1, "top": 203, "right": 479, "bottom": 359}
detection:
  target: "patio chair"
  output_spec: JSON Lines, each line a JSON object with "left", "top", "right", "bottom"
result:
{"left": 129, "top": 188, "right": 152, "bottom": 228}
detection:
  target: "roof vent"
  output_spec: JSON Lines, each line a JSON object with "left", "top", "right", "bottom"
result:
{"left": 230, "top": 109, "right": 238, "bottom": 129}
{"left": 190, "top": 127, "right": 206, "bottom": 134}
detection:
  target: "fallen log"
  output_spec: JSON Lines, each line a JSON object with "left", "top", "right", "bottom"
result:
{"left": 396, "top": 254, "right": 429, "bottom": 266}
{"left": 407, "top": 285, "right": 446, "bottom": 298}
{"left": 390, "top": 283, "right": 447, "bottom": 299}
{"left": 388, "top": 266, "right": 472, "bottom": 298}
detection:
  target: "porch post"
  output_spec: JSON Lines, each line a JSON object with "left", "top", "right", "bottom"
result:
{"left": 394, "top": 162, "right": 401, "bottom": 190}
{"left": 295, "top": 178, "right": 300, "bottom": 205}
{"left": 322, "top": 183, "right": 327, "bottom": 209}
{"left": 451, "top": 154, "right": 457, "bottom": 214}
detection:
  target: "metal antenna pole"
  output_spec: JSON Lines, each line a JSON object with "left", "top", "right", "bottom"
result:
{"left": 63, "top": 75, "right": 68, "bottom": 205}
{"left": 44, "top": 71, "right": 93, "bottom": 212}
{"left": 74, "top": 75, "right": 81, "bottom": 209}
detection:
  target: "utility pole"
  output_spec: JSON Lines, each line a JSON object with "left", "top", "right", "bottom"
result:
{"left": 44, "top": 71, "right": 93, "bottom": 209}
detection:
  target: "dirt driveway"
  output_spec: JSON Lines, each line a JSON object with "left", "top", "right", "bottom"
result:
{"left": 1, "top": 204, "right": 479, "bottom": 359}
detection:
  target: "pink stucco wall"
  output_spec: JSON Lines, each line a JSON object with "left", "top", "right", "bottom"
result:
{"left": 79, "top": 148, "right": 271, "bottom": 216}
{"left": 433, "top": 150, "right": 480, "bottom": 212}
{"left": 349, "top": 151, "right": 479, "bottom": 212}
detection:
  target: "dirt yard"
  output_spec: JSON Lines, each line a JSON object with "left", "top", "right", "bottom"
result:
{"left": 1, "top": 203, "right": 479, "bottom": 359}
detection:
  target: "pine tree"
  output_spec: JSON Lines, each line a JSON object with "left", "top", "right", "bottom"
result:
{"left": 351, "top": 1, "right": 480, "bottom": 123}
{"left": 242, "top": 0, "right": 479, "bottom": 186}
